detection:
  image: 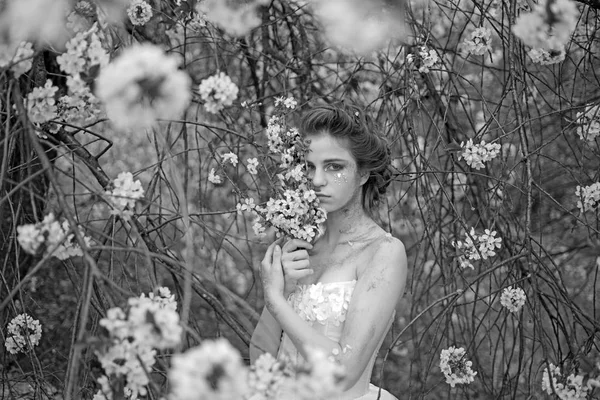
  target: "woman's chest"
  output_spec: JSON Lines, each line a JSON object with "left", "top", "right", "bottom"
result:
{"left": 298, "top": 242, "right": 373, "bottom": 286}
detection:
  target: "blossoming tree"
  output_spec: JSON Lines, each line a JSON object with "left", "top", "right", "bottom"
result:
{"left": 1, "top": 0, "right": 599, "bottom": 399}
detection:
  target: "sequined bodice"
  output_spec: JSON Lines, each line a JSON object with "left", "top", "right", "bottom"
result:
{"left": 287, "top": 280, "right": 356, "bottom": 327}
{"left": 276, "top": 280, "right": 396, "bottom": 399}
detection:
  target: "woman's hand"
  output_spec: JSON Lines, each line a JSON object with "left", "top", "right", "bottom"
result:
{"left": 260, "top": 239, "right": 286, "bottom": 302}
{"left": 281, "top": 239, "right": 314, "bottom": 297}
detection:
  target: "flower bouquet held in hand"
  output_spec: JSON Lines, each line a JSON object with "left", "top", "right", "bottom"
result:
{"left": 238, "top": 97, "right": 327, "bottom": 243}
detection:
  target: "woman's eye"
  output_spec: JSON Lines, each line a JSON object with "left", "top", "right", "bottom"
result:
{"left": 326, "top": 164, "right": 343, "bottom": 171}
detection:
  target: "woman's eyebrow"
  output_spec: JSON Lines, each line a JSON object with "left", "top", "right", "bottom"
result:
{"left": 322, "top": 158, "right": 347, "bottom": 163}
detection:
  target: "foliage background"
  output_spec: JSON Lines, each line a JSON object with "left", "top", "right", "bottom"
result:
{"left": 0, "top": 0, "right": 599, "bottom": 399}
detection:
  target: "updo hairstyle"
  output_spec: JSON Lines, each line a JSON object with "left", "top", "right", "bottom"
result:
{"left": 300, "top": 104, "right": 393, "bottom": 215}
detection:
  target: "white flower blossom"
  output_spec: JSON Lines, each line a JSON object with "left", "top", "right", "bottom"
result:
{"left": 542, "top": 363, "right": 590, "bottom": 400}
{"left": 96, "top": 43, "right": 192, "bottom": 130}
{"left": 575, "top": 182, "right": 600, "bottom": 212}
{"left": 246, "top": 157, "right": 259, "bottom": 175}
{"left": 198, "top": 72, "right": 239, "bottom": 114}
{"left": 529, "top": 47, "right": 566, "bottom": 65}
{"left": 459, "top": 139, "right": 501, "bottom": 170}
{"left": 97, "top": 288, "right": 181, "bottom": 398}
{"left": 439, "top": 346, "right": 477, "bottom": 387}
{"left": 168, "top": 338, "right": 248, "bottom": 400}
{"left": 127, "top": 0, "right": 153, "bottom": 26}
{"left": 408, "top": 46, "right": 441, "bottom": 73}
{"left": 248, "top": 353, "right": 290, "bottom": 400}
{"left": 275, "top": 96, "right": 298, "bottom": 109}
{"left": 453, "top": 228, "right": 502, "bottom": 265}
{"left": 17, "top": 213, "right": 91, "bottom": 260}
{"left": 5, "top": 313, "right": 42, "bottom": 354}
{"left": 252, "top": 219, "right": 266, "bottom": 237}
{"left": 27, "top": 79, "right": 58, "bottom": 124}
{"left": 575, "top": 104, "right": 600, "bottom": 142}
{"left": 105, "top": 172, "right": 145, "bottom": 220}
{"left": 56, "top": 76, "right": 104, "bottom": 132}
{"left": 266, "top": 115, "right": 284, "bottom": 153}
{"left": 0, "top": 41, "right": 34, "bottom": 78}
{"left": 237, "top": 198, "right": 256, "bottom": 214}
{"left": 208, "top": 168, "right": 223, "bottom": 184}
{"left": 57, "top": 24, "right": 109, "bottom": 77}
{"left": 127, "top": 294, "right": 182, "bottom": 349}
{"left": 289, "top": 346, "right": 345, "bottom": 399}
{"left": 222, "top": 152, "right": 239, "bottom": 166}
{"left": 500, "top": 286, "right": 527, "bottom": 313}
{"left": 310, "top": 0, "right": 404, "bottom": 54}
{"left": 0, "top": 0, "right": 69, "bottom": 46}
{"left": 462, "top": 27, "right": 492, "bottom": 56}
{"left": 512, "top": 0, "right": 579, "bottom": 51}
{"left": 197, "top": 0, "right": 268, "bottom": 37}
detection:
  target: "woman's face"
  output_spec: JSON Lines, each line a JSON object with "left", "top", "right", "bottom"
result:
{"left": 305, "top": 133, "right": 367, "bottom": 213}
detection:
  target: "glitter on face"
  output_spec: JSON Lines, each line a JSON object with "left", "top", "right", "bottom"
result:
{"left": 333, "top": 172, "right": 348, "bottom": 186}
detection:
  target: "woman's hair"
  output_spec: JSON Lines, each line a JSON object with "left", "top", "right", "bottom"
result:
{"left": 300, "top": 104, "right": 393, "bottom": 215}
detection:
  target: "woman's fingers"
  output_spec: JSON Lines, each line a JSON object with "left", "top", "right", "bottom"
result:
{"left": 282, "top": 249, "right": 309, "bottom": 262}
{"left": 272, "top": 244, "right": 282, "bottom": 267}
{"left": 261, "top": 241, "right": 278, "bottom": 268}
{"left": 282, "top": 238, "right": 313, "bottom": 253}
{"left": 283, "top": 260, "right": 312, "bottom": 277}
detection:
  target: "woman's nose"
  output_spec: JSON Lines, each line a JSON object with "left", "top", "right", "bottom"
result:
{"left": 311, "top": 168, "right": 326, "bottom": 187}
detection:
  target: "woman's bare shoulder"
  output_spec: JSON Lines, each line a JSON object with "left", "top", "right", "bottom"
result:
{"left": 357, "top": 231, "right": 406, "bottom": 278}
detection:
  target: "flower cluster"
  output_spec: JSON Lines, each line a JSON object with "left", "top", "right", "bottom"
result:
{"left": 500, "top": 286, "right": 527, "bottom": 313}
{"left": 407, "top": 46, "right": 441, "bottom": 73}
{"left": 459, "top": 139, "right": 501, "bottom": 170}
{"left": 0, "top": 41, "right": 34, "bottom": 78}
{"left": 208, "top": 168, "right": 223, "bottom": 184}
{"left": 246, "top": 157, "right": 259, "bottom": 175}
{"left": 453, "top": 228, "right": 502, "bottom": 269}
{"left": 105, "top": 172, "right": 145, "bottom": 220}
{"left": 197, "top": 0, "right": 268, "bottom": 37}
{"left": 198, "top": 72, "right": 239, "bottom": 114}
{"left": 54, "top": 24, "right": 107, "bottom": 132}
{"left": 237, "top": 99, "right": 327, "bottom": 242}
{"left": 54, "top": 76, "right": 104, "bottom": 133}
{"left": 310, "top": 0, "right": 404, "bottom": 54}
{"left": 4, "top": 313, "right": 42, "bottom": 354}
{"left": 542, "top": 363, "right": 590, "bottom": 400}
{"left": 17, "top": 213, "right": 92, "bottom": 260}
{"left": 575, "top": 104, "right": 600, "bottom": 142}
{"left": 275, "top": 96, "right": 298, "bottom": 110}
{"left": 57, "top": 24, "right": 109, "bottom": 76}
{"left": 27, "top": 79, "right": 58, "bottom": 124}
{"left": 512, "top": 0, "right": 579, "bottom": 52}
{"left": 439, "top": 346, "right": 478, "bottom": 387}
{"left": 462, "top": 27, "right": 492, "bottom": 56}
{"left": 222, "top": 151, "right": 239, "bottom": 166}
{"left": 96, "top": 43, "right": 192, "bottom": 130}
{"left": 291, "top": 347, "right": 345, "bottom": 399}
{"left": 247, "top": 353, "right": 291, "bottom": 400}
{"left": 575, "top": 182, "right": 600, "bottom": 212}
{"left": 529, "top": 48, "right": 566, "bottom": 65}
{"left": 0, "top": 0, "right": 68, "bottom": 47}
{"left": 95, "top": 288, "right": 181, "bottom": 400}
{"left": 168, "top": 338, "right": 248, "bottom": 400}
{"left": 127, "top": 0, "right": 153, "bottom": 26}
{"left": 253, "top": 188, "right": 326, "bottom": 241}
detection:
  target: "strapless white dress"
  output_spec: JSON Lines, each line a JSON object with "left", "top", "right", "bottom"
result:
{"left": 276, "top": 280, "right": 398, "bottom": 400}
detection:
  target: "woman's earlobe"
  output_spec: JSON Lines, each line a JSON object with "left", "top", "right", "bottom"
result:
{"left": 359, "top": 171, "right": 369, "bottom": 186}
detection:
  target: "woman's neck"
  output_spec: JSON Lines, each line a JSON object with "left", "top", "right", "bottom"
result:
{"left": 318, "top": 198, "right": 373, "bottom": 248}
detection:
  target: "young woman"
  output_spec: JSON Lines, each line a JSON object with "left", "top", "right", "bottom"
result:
{"left": 250, "top": 105, "right": 407, "bottom": 400}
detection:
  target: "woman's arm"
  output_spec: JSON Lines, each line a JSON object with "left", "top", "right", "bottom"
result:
{"left": 249, "top": 306, "right": 283, "bottom": 364}
{"left": 262, "top": 238, "right": 408, "bottom": 390}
